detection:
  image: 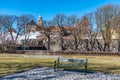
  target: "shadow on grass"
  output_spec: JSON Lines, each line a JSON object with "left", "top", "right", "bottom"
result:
{"left": 0, "top": 62, "right": 54, "bottom": 77}
{"left": 88, "top": 63, "right": 120, "bottom": 74}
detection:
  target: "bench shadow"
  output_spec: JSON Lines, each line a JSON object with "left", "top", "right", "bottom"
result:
{"left": 63, "top": 69, "right": 95, "bottom": 74}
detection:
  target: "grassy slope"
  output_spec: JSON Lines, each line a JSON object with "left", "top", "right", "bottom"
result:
{"left": 0, "top": 54, "right": 120, "bottom": 76}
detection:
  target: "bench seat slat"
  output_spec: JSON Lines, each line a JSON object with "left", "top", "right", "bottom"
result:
{"left": 59, "top": 63, "right": 85, "bottom": 67}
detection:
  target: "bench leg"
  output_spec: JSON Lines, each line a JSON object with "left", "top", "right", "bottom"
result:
{"left": 54, "top": 57, "right": 60, "bottom": 72}
{"left": 57, "top": 57, "right": 60, "bottom": 69}
{"left": 54, "top": 61, "right": 57, "bottom": 72}
{"left": 84, "top": 59, "right": 88, "bottom": 73}
{"left": 85, "top": 64, "right": 87, "bottom": 73}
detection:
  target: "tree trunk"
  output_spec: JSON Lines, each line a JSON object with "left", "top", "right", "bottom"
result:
{"left": 74, "top": 37, "right": 78, "bottom": 50}
{"left": 118, "top": 40, "right": 120, "bottom": 52}
{"left": 85, "top": 39, "right": 90, "bottom": 51}
{"left": 9, "top": 31, "right": 15, "bottom": 43}
{"left": 61, "top": 36, "right": 64, "bottom": 50}
{"left": 104, "top": 43, "right": 110, "bottom": 51}
{"left": 48, "top": 36, "right": 50, "bottom": 50}
{"left": 96, "top": 39, "right": 104, "bottom": 51}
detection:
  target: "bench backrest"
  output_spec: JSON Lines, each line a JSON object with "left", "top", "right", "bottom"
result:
{"left": 58, "top": 57, "right": 87, "bottom": 64}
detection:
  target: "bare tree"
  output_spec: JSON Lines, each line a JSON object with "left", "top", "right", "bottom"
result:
{"left": 0, "top": 20, "right": 4, "bottom": 44}
{"left": 0, "top": 15, "right": 16, "bottom": 43}
{"left": 0, "top": 15, "right": 8, "bottom": 50}
{"left": 85, "top": 13, "right": 104, "bottom": 51}
{"left": 42, "top": 20, "right": 53, "bottom": 50}
{"left": 111, "top": 7, "right": 120, "bottom": 51}
{"left": 67, "top": 15, "right": 77, "bottom": 26}
{"left": 69, "top": 16, "right": 79, "bottom": 50}
{"left": 0, "top": 14, "right": 34, "bottom": 50}
{"left": 71, "top": 27, "right": 80, "bottom": 50}
{"left": 66, "top": 15, "right": 79, "bottom": 50}
{"left": 75, "top": 16, "right": 91, "bottom": 51}
{"left": 95, "top": 4, "right": 119, "bottom": 51}
{"left": 16, "top": 14, "right": 35, "bottom": 42}
{"left": 52, "top": 14, "right": 67, "bottom": 50}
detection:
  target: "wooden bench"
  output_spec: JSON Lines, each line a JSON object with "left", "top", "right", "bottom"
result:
{"left": 54, "top": 57, "right": 88, "bottom": 73}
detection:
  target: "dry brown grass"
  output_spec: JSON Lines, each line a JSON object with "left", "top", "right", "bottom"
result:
{"left": 62, "top": 55, "right": 120, "bottom": 74}
{"left": 0, "top": 54, "right": 120, "bottom": 76}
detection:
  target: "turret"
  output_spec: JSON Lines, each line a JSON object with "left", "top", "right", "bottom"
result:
{"left": 38, "top": 15, "right": 43, "bottom": 27}
{"left": 75, "top": 16, "right": 79, "bottom": 26}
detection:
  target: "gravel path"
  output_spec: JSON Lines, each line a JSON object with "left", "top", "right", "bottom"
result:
{"left": 1, "top": 67, "right": 120, "bottom": 80}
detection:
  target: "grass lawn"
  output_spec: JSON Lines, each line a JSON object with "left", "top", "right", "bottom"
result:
{"left": 0, "top": 54, "right": 120, "bottom": 76}
{"left": 62, "top": 55, "right": 120, "bottom": 74}
{"left": 0, "top": 54, "right": 56, "bottom": 77}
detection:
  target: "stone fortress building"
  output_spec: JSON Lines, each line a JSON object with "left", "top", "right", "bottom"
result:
{"left": 1, "top": 15, "right": 119, "bottom": 52}
{"left": 23, "top": 15, "right": 120, "bottom": 52}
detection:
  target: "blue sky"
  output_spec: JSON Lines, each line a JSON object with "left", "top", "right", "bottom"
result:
{"left": 0, "top": 0, "right": 120, "bottom": 20}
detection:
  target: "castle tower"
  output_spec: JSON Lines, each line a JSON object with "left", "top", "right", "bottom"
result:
{"left": 75, "top": 16, "right": 79, "bottom": 26}
{"left": 38, "top": 15, "right": 43, "bottom": 27}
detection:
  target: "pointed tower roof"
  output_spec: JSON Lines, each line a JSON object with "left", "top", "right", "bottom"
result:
{"left": 78, "top": 16, "right": 90, "bottom": 27}
{"left": 75, "top": 16, "right": 79, "bottom": 26}
{"left": 76, "top": 16, "right": 78, "bottom": 20}
{"left": 38, "top": 15, "right": 42, "bottom": 21}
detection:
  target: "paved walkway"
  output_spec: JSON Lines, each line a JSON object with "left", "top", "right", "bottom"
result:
{"left": 22, "top": 54, "right": 60, "bottom": 58}
{"left": 1, "top": 67, "right": 120, "bottom": 80}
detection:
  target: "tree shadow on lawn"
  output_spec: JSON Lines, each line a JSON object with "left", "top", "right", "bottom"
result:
{"left": 88, "top": 63, "right": 120, "bottom": 74}
{"left": 104, "top": 66, "right": 120, "bottom": 74}
{"left": 0, "top": 61, "right": 55, "bottom": 77}
{"left": 0, "top": 62, "right": 43, "bottom": 77}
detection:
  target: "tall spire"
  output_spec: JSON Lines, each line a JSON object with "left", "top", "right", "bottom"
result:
{"left": 75, "top": 16, "right": 79, "bottom": 26}
{"left": 38, "top": 14, "right": 42, "bottom": 21}
{"left": 37, "top": 14, "right": 43, "bottom": 27}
